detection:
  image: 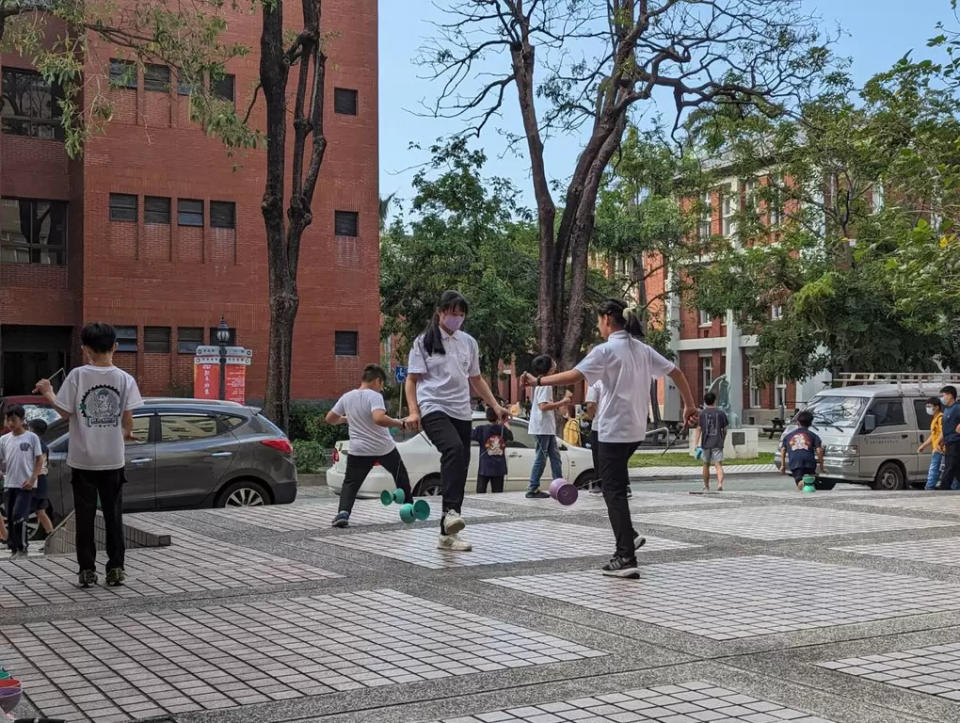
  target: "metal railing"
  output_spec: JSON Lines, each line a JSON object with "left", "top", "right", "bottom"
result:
{"left": 830, "top": 372, "right": 960, "bottom": 390}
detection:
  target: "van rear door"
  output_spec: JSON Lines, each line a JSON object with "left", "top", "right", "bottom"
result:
{"left": 861, "top": 397, "right": 920, "bottom": 481}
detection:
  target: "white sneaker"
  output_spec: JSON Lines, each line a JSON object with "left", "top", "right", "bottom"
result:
{"left": 438, "top": 533, "right": 472, "bottom": 551}
{"left": 442, "top": 511, "right": 466, "bottom": 536}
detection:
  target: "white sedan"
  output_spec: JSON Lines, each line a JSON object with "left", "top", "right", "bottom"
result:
{"left": 326, "top": 413, "right": 597, "bottom": 497}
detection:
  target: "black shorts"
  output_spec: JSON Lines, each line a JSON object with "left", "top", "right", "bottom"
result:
{"left": 791, "top": 467, "right": 817, "bottom": 483}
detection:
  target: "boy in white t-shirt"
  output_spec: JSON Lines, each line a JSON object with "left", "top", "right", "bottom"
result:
{"left": 326, "top": 364, "right": 412, "bottom": 528}
{"left": 1, "top": 404, "right": 43, "bottom": 556}
{"left": 35, "top": 321, "right": 143, "bottom": 587}
{"left": 521, "top": 354, "right": 572, "bottom": 499}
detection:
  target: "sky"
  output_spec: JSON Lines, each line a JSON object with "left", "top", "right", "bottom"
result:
{"left": 378, "top": 1, "right": 952, "bottom": 217}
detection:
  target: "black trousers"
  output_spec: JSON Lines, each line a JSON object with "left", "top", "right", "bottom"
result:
{"left": 4, "top": 487, "right": 34, "bottom": 552}
{"left": 476, "top": 474, "right": 504, "bottom": 493}
{"left": 72, "top": 468, "right": 125, "bottom": 573}
{"left": 939, "top": 442, "right": 960, "bottom": 490}
{"left": 597, "top": 441, "right": 640, "bottom": 559}
{"left": 339, "top": 448, "right": 412, "bottom": 514}
{"left": 421, "top": 412, "right": 472, "bottom": 533}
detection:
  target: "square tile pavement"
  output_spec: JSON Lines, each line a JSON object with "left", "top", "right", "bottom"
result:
{"left": 486, "top": 555, "right": 960, "bottom": 640}
{"left": 467, "top": 490, "right": 735, "bottom": 513}
{"left": 836, "top": 494, "right": 960, "bottom": 516}
{"left": 1, "top": 589, "right": 604, "bottom": 722}
{"left": 0, "top": 531, "right": 338, "bottom": 609}
{"left": 312, "top": 520, "right": 696, "bottom": 569}
{"left": 419, "top": 680, "right": 836, "bottom": 722}
{"left": 633, "top": 505, "right": 957, "bottom": 540}
{"left": 820, "top": 642, "right": 960, "bottom": 701}
{"left": 834, "top": 537, "right": 960, "bottom": 567}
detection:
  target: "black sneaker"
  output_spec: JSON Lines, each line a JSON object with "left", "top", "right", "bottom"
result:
{"left": 105, "top": 567, "right": 126, "bottom": 587}
{"left": 525, "top": 489, "right": 550, "bottom": 499}
{"left": 78, "top": 569, "right": 98, "bottom": 588}
{"left": 601, "top": 555, "right": 640, "bottom": 579}
{"left": 332, "top": 512, "right": 350, "bottom": 528}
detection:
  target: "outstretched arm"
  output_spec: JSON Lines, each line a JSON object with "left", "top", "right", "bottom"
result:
{"left": 469, "top": 376, "right": 510, "bottom": 423}
{"left": 372, "top": 409, "right": 406, "bottom": 429}
{"left": 668, "top": 367, "right": 699, "bottom": 427}
{"left": 325, "top": 410, "right": 347, "bottom": 426}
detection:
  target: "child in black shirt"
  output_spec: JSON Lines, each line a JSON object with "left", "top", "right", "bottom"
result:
{"left": 471, "top": 406, "right": 513, "bottom": 493}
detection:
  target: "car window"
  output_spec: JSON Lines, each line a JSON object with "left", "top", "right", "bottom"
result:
{"left": 126, "top": 415, "right": 152, "bottom": 445}
{"left": 24, "top": 404, "right": 61, "bottom": 426}
{"left": 869, "top": 398, "right": 905, "bottom": 428}
{"left": 218, "top": 414, "right": 246, "bottom": 432}
{"left": 913, "top": 399, "right": 933, "bottom": 431}
{"left": 159, "top": 414, "right": 219, "bottom": 442}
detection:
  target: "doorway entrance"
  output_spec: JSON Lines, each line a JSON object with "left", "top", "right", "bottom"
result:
{"left": 1, "top": 325, "right": 72, "bottom": 395}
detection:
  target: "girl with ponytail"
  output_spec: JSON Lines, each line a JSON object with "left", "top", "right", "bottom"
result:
{"left": 525, "top": 298, "right": 698, "bottom": 579}
{"left": 405, "top": 291, "right": 510, "bottom": 551}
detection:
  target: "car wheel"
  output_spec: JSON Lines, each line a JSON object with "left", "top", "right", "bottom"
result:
{"left": 215, "top": 480, "right": 270, "bottom": 508}
{"left": 414, "top": 474, "right": 443, "bottom": 497}
{"left": 574, "top": 471, "right": 597, "bottom": 490}
{"left": 872, "top": 462, "right": 906, "bottom": 491}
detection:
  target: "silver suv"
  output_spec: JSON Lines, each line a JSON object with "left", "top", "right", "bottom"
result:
{"left": 41, "top": 399, "right": 297, "bottom": 518}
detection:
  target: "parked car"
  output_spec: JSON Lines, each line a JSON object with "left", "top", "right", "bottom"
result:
{"left": 35, "top": 399, "right": 297, "bottom": 523}
{"left": 778, "top": 381, "right": 960, "bottom": 491}
{"left": 326, "top": 412, "right": 597, "bottom": 498}
{"left": 0, "top": 395, "right": 60, "bottom": 425}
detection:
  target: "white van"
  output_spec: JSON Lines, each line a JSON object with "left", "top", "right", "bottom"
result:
{"left": 782, "top": 378, "right": 960, "bottom": 491}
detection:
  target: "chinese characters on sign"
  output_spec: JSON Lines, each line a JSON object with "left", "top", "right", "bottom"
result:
{"left": 193, "top": 345, "right": 253, "bottom": 403}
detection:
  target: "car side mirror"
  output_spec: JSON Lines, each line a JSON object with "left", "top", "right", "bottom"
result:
{"left": 863, "top": 414, "right": 877, "bottom": 433}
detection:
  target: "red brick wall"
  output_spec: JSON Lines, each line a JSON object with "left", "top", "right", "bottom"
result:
{"left": 0, "top": 0, "right": 379, "bottom": 403}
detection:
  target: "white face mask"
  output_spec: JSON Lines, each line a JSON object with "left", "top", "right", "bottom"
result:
{"left": 927, "top": 406, "right": 935, "bottom": 416}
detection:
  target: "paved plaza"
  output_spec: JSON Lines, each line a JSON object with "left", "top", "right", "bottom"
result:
{"left": 4, "top": 479, "right": 960, "bottom": 722}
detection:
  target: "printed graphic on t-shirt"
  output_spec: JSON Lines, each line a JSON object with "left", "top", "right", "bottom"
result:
{"left": 80, "top": 384, "right": 122, "bottom": 428}
{"left": 18, "top": 442, "right": 32, "bottom": 452}
{"left": 484, "top": 434, "right": 506, "bottom": 457}
{"left": 788, "top": 432, "right": 812, "bottom": 452}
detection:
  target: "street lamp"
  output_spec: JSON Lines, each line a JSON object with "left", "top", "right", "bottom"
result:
{"left": 217, "top": 316, "right": 230, "bottom": 400}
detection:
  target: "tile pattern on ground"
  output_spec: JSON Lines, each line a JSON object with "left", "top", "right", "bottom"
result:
{"left": 0, "top": 529, "right": 338, "bottom": 609}
{"left": 835, "top": 537, "right": 960, "bottom": 567}
{"left": 630, "top": 463, "right": 773, "bottom": 477}
{"left": 143, "top": 499, "right": 506, "bottom": 532}
{"left": 1, "top": 589, "right": 604, "bottom": 722}
{"left": 419, "top": 680, "right": 835, "bottom": 722}
{"left": 486, "top": 555, "right": 960, "bottom": 640}
{"left": 820, "top": 642, "right": 960, "bottom": 701}
{"left": 837, "top": 494, "right": 960, "bottom": 516}
{"left": 634, "top": 505, "right": 957, "bottom": 540}
{"left": 465, "top": 490, "right": 735, "bottom": 512}
{"left": 312, "top": 520, "right": 695, "bottom": 569}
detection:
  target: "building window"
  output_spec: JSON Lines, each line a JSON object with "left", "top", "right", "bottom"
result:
{"left": 144, "top": 64, "right": 170, "bottom": 92}
{"left": 334, "top": 210, "right": 359, "bottom": 237}
{"left": 115, "top": 326, "right": 138, "bottom": 353}
{"left": 335, "top": 330, "right": 358, "bottom": 357}
{"left": 144, "top": 326, "right": 171, "bottom": 353}
{"left": 768, "top": 176, "right": 784, "bottom": 227}
{"left": 178, "top": 199, "right": 203, "bottom": 227}
{"left": 109, "top": 193, "right": 138, "bottom": 222}
{"left": 775, "top": 376, "right": 788, "bottom": 412}
{"left": 177, "top": 327, "right": 204, "bottom": 354}
{"left": 1, "top": 67, "right": 64, "bottom": 140}
{"left": 177, "top": 73, "right": 197, "bottom": 96}
{"left": 721, "top": 188, "right": 737, "bottom": 238}
{"left": 334, "top": 88, "right": 358, "bottom": 115}
{"left": 211, "top": 73, "right": 235, "bottom": 102}
{"left": 210, "top": 201, "right": 236, "bottom": 229}
{"left": 109, "top": 59, "right": 137, "bottom": 89}
{"left": 700, "top": 356, "right": 713, "bottom": 396}
{"left": 770, "top": 305, "right": 783, "bottom": 321}
{"left": 0, "top": 198, "right": 67, "bottom": 265}
{"left": 748, "top": 363, "right": 762, "bottom": 409}
{"left": 144, "top": 196, "right": 171, "bottom": 225}
{"left": 209, "top": 327, "right": 236, "bottom": 345}
{"left": 699, "top": 191, "right": 712, "bottom": 241}
{"left": 698, "top": 309, "right": 712, "bottom": 327}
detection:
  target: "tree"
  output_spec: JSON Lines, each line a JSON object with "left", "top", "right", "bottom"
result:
{"left": 380, "top": 139, "right": 538, "bottom": 383}
{"left": 690, "top": 56, "right": 960, "bottom": 382}
{"left": 422, "top": 0, "right": 830, "bottom": 369}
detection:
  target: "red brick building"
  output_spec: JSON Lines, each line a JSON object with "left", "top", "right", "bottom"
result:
{"left": 0, "top": 1, "right": 379, "bottom": 401}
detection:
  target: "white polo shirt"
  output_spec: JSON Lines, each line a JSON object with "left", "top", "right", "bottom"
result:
{"left": 408, "top": 329, "right": 481, "bottom": 421}
{"left": 332, "top": 388, "right": 396, "bottom": 457}
{"left": 575, "top": 331, "right": 675, "bottom": 443}
{"left": 585, "top": 381, "right": 603, "bottom": 405}
{"left": 528, "top": 385, "right": 556, "bottom": 435}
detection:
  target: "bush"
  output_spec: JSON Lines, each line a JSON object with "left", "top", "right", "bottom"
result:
{"left": 293, "top": 440, "right": 326, "bottom": 474}
{"left": 288, "top": 401, "right": 350, "bottom": 448}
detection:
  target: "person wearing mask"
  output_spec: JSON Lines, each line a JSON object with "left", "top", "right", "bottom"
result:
{"left": 919, "top": 397, "right": 946, "bottom": 491}
{"left": 525, "top": 299, "right": 698, "bottom": 578}
{"left": 937, "top": 386, "right": 960, "bottom": 491}
{"left": 405, "top": 291, "right": 510, "bottom": 551}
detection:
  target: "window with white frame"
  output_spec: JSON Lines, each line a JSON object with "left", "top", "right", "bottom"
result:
{"left": 771, "top": 305, "right": 783, "bottom": 321}
{"left": 698, "top": 309, "right": 712, "bottom": 327}
{"left": 699, "top": 191, "right": 712, "bottom": 240}
{"left": 721, "top": 186, "right": 737, "bottom": 238}
{"left": 775, "top": 376, "right": 787, "bottom": 411}
{"left": 768, "top": 176, "right": 784, "bottom": 227}
{"left": 700, "top": 355, "right": 713, "bottom": 395}
{"left": 748, "top": 363, "right": 762, "bottom": 408}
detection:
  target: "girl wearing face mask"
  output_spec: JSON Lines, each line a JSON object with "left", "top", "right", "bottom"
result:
{"left": 525, "top": 299, "right": 699, "bottom": 579}
{"left": 919, "top": 397, "right": 945, "bottom": 490}
{"left": 405, "top": 290, "right": 510, "bottom": 551}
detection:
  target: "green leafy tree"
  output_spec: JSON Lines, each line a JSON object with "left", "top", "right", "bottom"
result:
{"left": 380, "top": 139, "right": 539, "bottom": 383}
